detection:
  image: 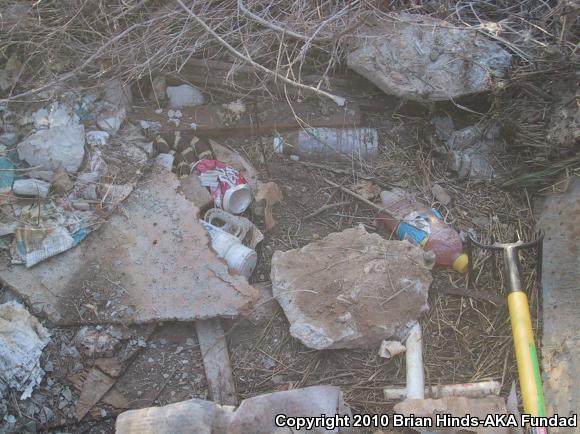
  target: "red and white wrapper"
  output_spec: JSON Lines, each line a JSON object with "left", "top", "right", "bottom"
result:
{"left": 193, "top": 159, "right": 251, "bottom": 213}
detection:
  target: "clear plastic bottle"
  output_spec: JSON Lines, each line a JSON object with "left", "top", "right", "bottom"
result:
{"left": 273, "top": 128, "right": 378, "bottom": 162}
{"left": 377, "top": 190, "right": 468, "bottom": 273}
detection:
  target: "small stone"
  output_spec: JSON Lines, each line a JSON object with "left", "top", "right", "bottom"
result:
{"left": 86, "top": 130, "right": 110, "bottom": 146}
{"left": 166, "top": 84, "right": 204, "bottom": 108}
{"left": 12, "top": 178, "right": 50, "bottom": 197}
{"left": 0, "top": 132, "right": 18, "bottom": 146}
{"left": 97, "top": 107, "right": 126, "bottom": 133}
{"left": 61, "top": 387, "right": 72, "bottom": 402}
{"left": 72, "top": 200, "right": 90, "bottom": 211}
{"left": 431, "top": 184, "right": 451, "bottom": 205}
{"left": 51, "top": 171, "right": 74, "bottom": 194}
{"left": 179, "top": 175, "right": 212, "bottom": 209}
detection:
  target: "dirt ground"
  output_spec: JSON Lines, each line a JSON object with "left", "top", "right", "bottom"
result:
{"left": 0, "top": 94, "right": 543, "bottom": 434}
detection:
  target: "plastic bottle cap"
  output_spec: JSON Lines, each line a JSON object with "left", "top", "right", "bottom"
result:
{"left": 453, "top": 254, "right": 469, "bottom": 273}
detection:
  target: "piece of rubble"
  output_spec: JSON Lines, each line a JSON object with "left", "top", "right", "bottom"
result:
{"left": 17, "top": 125, "right": 85, "bottom": 174}
{"left": 271, "top": 225, "right": 434, "bottom": 349}
{"left": 86, "top": 130, "right": 110, "bottom": 146}
{"left": 51, "top": 171, "right": 74, "bottom": 194}
{"left": 180, "top": 174, "right": 213, "bottom": 210}
{"left": 102, "top": 79, "right": 133, "bottom": 110}
{"left": 97, "top": 107, "right": 126, "bottom": 133}
{"left": 431, "top": 184, "right": 451, "bottom": 205}
{"left": 394, "top": 396, "right": 509, "bottom": 434}
{"left": 253, "top": 181, "right": 283, "bottom": 231}
{"left": 167, "top": 84, "right": 204, "bottom": 108}
{"left": 116, "top": 385, "right": 354, "bottom": 434}
{"left": 75, "top": 367, "right": 116, "bottom": 421}
{"left": 0, "top": 160, "right": 258, "bottom": 324}
{"left": 12, "top": 178, "right": 50, "bottom": 198}
{"left": 347, "top": 14, "right": 511, "bottom": 102}
{"left": 75, "top": 326, "right": 121, "bottom": 358}
{"left": 0, "top": 132, "right": 19, "bottom": 146}
{"left": 0, "top": 301, "right": 50, "bottom": 400}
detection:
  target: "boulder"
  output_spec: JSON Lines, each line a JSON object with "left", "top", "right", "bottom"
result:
{"left": 347, "top": 14, "right": 511, "bottom": 102}
{"left": 271, "top": 225, "right": 434, "bottom": 349}
{"left": 17, "top": 125, "right": 85, "bottom": 173}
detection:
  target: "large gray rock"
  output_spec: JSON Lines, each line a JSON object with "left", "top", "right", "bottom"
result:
{"left": 347, "top": 14, "right": 511, "bottom": 102}
{"left": 271, "top": 225, "right": 434, "bottom": 349}
{"left": 17, "top": 125, "right": 85, "bottom": 173}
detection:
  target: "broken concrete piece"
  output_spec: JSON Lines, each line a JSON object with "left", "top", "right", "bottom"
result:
{"left": 116, "top": 386, "right": 354, "bottom": 434}
{"left": 394, "top": 396, "right": 509, "bottom": 434}
{"left": 166, "top": 84, "right": 204, "bottom": 108}
{"left": 271, "top": 225, "right": 433, "bottom": 349}
{"left": 17, "top": 125, "right": 85, "bottom": 173}
{"left": 253, "top": 181, "right": 283, "bottom": 231}
{"left": 180, "top": 174, "right": 213, "bottom": 211}
{"left": 0, "top": 301, "right": 50, "bottom": 400}
{"left": 0, "top": 162, "right": 258, "bottom": 324}
{"left": 347, "top": 14, "right": 511, "bottom": 102}
{"left": 12, "top": 178, "right": 50, "bottom": 198}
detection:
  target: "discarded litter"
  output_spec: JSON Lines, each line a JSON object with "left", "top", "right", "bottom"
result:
{"left": 378, "top": 189, "right": 468, "bottom": 273}
{"left": 0, "top": 301, "right": 50, "bottom": 400}
{"left": 202, "top": 221, "right": 257, "bottom": 279}
{"left": 274, "top": 127, "right": 378, "bottom": 162}
{"left": 378, "top": 340, "right": 406, "bottom": 359}
{"left": 193, "top": 159, "right": 252, "bottom": 214}
{"left": 204, "top": 208, "right": 263, "bottom": 249}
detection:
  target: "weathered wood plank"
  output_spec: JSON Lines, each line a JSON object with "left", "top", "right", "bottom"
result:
{"left": 195, "top": 318, "right": 238, "bottom": 406}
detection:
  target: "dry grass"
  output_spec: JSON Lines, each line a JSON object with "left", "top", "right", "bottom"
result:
{"left": 225, "top": 121, "right": 541, "bottom": 416}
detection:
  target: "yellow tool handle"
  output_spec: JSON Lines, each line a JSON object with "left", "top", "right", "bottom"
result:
{"left": 508, "top": 291, "right": 546, "bottom": 417}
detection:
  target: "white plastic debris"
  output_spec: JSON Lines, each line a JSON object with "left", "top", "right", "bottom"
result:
{"left": 86, "top": 130, "right": 110, "bottom": 146}
{"left": 0, "top": 301, "right": 50, "bottom": 400}
{"left": 13, "top": 179, "right": 51, "bottom": 198}
{"left": 166, "top": 84, "right": 204, "bottom": 108}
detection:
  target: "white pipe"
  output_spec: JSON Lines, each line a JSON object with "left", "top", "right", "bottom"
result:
{"left": 405, "top": 322, "right": 425, "bottom": 400}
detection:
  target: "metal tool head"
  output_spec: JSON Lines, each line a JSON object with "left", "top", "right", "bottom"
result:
{"left": 466, "top": 230, "right": 544, "bottom": 290}
{"left": 467, "top": 230, "right": 544, "bottom": 251}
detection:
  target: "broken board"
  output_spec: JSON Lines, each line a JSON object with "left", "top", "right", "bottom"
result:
{"left": 0, "top": 163, "right": 258, "bottom": 325}
{"left": 195, "top": 319, "right": 238, "bottom": 406}
{"left": 130, "top": 101, "right": 361, "bottom": 135}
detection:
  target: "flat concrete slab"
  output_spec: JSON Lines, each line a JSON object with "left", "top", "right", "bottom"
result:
{"left": 536, "top": 177, "right": 580, "bottom": 431}
{"left": 0, "top": 164, "right": 258, "bottom": 325}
